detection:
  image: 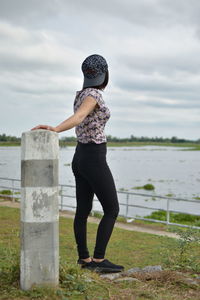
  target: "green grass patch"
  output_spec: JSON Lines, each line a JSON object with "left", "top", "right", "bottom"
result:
{"left": 144, "top": 210, "right": 200, "bottom": 227}
{"left": 0, "top": 142, "right": 21, "bottom": 146}
{"left": 0, "top": 190, "right": 20, "bottom": 202}
{"left": 132, "top": 184, "right": 155, "bottom": 191}
{"left": 0, "top": 206, "right": 199, "bottom": 299}
{"left": 91, "top": 210, "right": 169, "bottom": 231}
{"left": 0, "top": 189, "right": 13, "bottom": 195}
{"left": 101, "top": 206, "right": 200, "bottom": 231}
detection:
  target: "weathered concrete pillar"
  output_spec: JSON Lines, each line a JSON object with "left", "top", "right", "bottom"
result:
{"left": 20, "top": 130, "right": 59, "bottom": 290}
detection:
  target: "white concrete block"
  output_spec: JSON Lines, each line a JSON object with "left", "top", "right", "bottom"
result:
{"left": 21, "top": 130, "right": 59, "bottom": 161}
{"left": 21, "top": 187, "right": 59, "bottom": 223}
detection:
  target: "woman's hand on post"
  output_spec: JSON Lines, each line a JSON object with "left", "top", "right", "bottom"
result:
{"left": 31, "top": 125, "right": 58, "bottom": 132}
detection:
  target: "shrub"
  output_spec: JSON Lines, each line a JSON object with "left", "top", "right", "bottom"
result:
{"left": 0, "top": 190, "right": 12, "bottom": 195}
{"left": 133, "top": 184, "right": 155, "bottom": 190}
{"left": 143, "top": 184, "right": 155, "bottom": 190}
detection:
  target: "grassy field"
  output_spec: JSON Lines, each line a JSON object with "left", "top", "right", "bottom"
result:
{"left": 107, "top": 142, "right": 200, "bottom": 150}
{"left": 0, "top": 141, "right": 21, "bottom": 146}
{"left": 60, "top": 141, "right": 200, "bottom": 150}
{"left": 0, "top": 206, "right": 200, "bottom": 300}
{"left": 0, "top": 141, "right": 200, "bottom": 150}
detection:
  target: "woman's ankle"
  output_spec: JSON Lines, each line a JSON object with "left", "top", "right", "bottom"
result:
{"left": 92, "top": 257, "right": 105, "bottom": 262}
{"left": 81, "top": 257, "right": 92, "bottom": 263}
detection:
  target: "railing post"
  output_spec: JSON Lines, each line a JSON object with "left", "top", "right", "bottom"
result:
{"left": 11, "top": 179, "right": 14, "bottom": 202}
{"left": 166, "top": 198, "right": 170, "bottom": 225}
{"left": 20, "top": 130, "right": 59, "bottom": 290}
{"left": 126, "top": 193, "right": 129, "bottom": 218}
{"left": 60, "top": 185, "right": 63, "bottom": 211}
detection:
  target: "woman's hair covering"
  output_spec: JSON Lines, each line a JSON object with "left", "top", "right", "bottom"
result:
{"left": 82, "top": 54, "right": 108, "bottom": 88}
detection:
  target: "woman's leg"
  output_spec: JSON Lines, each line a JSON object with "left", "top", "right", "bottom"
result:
{"left": 73, "top": 172, "right": 94, "bottom": 259}
{"left": 72, "top": 152, "right": 94, "bottom": 259}
{"left": 93, "top": 163, "right": 119, "bottom": 259}
{"left": 81, "top": 159, "right": 119, "bottom": 259}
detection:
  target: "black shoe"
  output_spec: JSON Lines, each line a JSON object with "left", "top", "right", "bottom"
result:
{"left": 81, "top": 259, "right": 124, "bottom": 273}
{"left": 77, "top": 258, "right": 92, "bottom": 266}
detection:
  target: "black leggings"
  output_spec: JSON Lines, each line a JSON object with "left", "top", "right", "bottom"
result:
{"left": 72, "top": 142, "right": 119, "bottom": 259}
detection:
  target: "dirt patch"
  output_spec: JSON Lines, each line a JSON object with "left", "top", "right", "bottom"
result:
{"left": 128, "top": 270, "right": 200, "bottom": 288}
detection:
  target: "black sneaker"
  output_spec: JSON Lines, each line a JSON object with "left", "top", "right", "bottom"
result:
{"left": 77, "top": 258, "right": 91, "bottom": 266}
{"left": 81, "top": 259, "right": 124, "bottom": 273}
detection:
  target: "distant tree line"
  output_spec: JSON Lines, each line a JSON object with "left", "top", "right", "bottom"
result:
{"left": 1, "top": 133, "right": 200, "bottom": 144}
{"left": 61, "top": 135, "right": 200, "bottom": 143}
{"left": 0, "top": 134, "right": 20, "bottom": 142}
{"left": 106, "top": 135, "right": 200, "bottom": 143}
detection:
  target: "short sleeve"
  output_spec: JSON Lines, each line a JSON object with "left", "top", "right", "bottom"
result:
{"left": 84, "top": 88, "right": 104, "bottom": 108}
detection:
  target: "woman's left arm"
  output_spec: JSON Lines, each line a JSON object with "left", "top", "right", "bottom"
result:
{"left": 31, "top": 96, "right": 97, "bottom": 132}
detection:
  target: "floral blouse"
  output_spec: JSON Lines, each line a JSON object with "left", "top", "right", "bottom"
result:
{"left": 74, "top": 88, "right": 110, "bottom": 144}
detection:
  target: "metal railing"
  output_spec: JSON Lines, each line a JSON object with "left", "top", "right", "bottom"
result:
{"left": 0, "top": 177, "right": 21, "bottom": 202}
{"left": 0, "top": 177, "right": 200, "bottom": 229}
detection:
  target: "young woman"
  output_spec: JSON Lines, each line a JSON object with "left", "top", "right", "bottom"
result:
{"left": 32, "top": 54, "right": 124, "bottom": 273}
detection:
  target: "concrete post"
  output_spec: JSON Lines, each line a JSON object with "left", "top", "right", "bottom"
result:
{"left": 20, "top": 130, "right": 59, "bottom": 290}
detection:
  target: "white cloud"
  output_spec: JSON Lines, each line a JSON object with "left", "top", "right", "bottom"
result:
{"left": 0, "top": 22, "right": 84, "bottom": 72}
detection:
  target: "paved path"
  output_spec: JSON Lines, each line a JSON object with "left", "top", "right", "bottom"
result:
{"left": 0, "top": 200, "right": 178, "bottom": 239}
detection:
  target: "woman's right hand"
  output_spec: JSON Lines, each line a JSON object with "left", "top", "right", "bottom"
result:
{"left": 31, "top": 125, "right": 58, "bottom": 132}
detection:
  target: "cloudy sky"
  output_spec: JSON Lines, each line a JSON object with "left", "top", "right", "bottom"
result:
{"left": 0, "top": 0, "right": 200, "bottom": 140}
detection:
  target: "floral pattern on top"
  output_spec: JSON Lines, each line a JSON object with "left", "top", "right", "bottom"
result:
{"left": 74, "top": 88, "right": 110, "bottom": 144}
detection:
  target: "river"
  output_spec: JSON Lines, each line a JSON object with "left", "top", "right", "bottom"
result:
{"left": 0, "top": 146, "right": 199, "bottom": 217}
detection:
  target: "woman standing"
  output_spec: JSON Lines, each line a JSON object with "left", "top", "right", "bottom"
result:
{"left": 32, "top": 54, "right": 124, "bottom": 273}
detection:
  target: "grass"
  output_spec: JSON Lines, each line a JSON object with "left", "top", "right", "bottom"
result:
{"left": 0, "top": 206, "right": 200, "bottom": 299}
{"left": 59, "top": 141, "right": 200, "bottom": 150}
{"left": 0, "top": 141, "right": 21, "bottom": 146}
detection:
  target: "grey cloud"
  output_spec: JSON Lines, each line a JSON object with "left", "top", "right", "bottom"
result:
{"left": 119, "top": 49, "right": 200, "bottom": 77}
{"left": 116, "top": 77, "right": 189, "bottom": 93}
{"left": 63, "top": 0, "right": 200, "bottom": 31}
{"left": 0, "top": 53, "right": 66, "bottom": 72}
{"left": 0, "top": 0, "right": 200, "bottom": 29}
{"left": 161, "top": 0, "right": 200, "bottom": 27}
{"left": 59, "top": 0, "right": 200, "bottom": 29}
{"left": 0, "top": 70, "right": 78, "bottom": 98}
{"left": 114, "top": 75, "right": 200, "bottom": 103}
{"left": 0, "top": 0, "right": 59, "bottom": 25}
{"left": 138, "top": 99, "right": 200, "bottom": 109}
{"left": 112, "top": 46, "right": 200, "bottom": 107}
{"left": 0, "top": 21, "right": 83, "bottom": 75}
{"left": 9, "top": 85, "right": 69, "bottom": 95}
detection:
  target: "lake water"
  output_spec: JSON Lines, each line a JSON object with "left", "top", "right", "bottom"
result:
{"left": 0, "top": 146, "right": 199, "bottom": 217}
